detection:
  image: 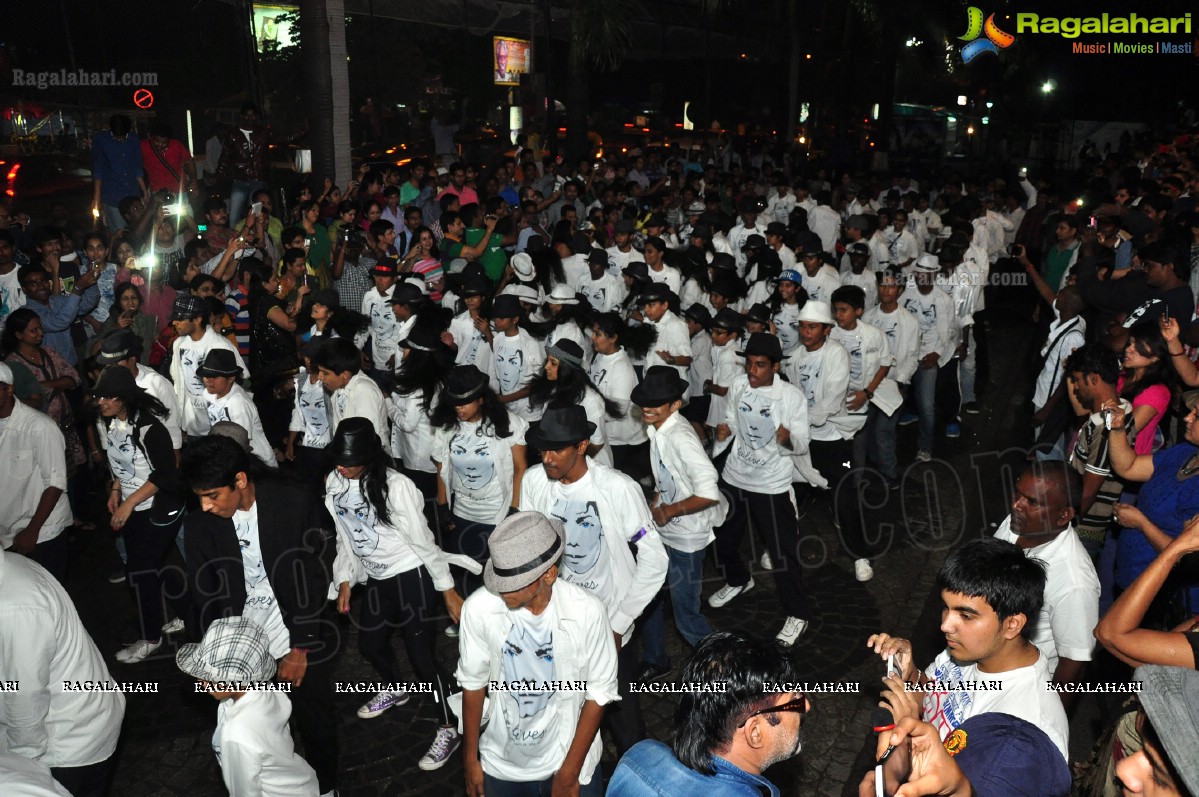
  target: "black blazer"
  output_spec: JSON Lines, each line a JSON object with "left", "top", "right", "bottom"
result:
{"left": 185, "top": 478, "right": 334, "bottom": 654}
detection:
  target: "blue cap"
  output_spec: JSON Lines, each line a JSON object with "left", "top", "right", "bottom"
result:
{"left": 775, "top": 269, "right": 802, "bottom": 284}
{"left": 948, "top": 713, "right": 1070, "bottom": 797}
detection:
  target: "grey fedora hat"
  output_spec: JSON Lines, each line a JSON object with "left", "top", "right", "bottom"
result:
{"left": 483, "top": 511, "right": 565, "bottom": 594}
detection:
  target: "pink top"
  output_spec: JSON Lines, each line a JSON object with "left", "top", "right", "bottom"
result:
{"left": 1118, "top": 375, "right": 1171, "bottom": 455}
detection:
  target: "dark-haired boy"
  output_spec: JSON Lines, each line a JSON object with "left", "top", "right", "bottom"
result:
{"left": 313, "top": 336, "right": 391, "bottom": 455}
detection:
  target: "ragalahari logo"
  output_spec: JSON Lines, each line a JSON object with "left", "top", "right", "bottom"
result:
{"left": 959, "top": 7, "right": 1016, "bottom": 63}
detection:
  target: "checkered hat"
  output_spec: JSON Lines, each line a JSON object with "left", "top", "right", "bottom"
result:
{"left": 177, "top": 616, "right": 276, "bottom": 685}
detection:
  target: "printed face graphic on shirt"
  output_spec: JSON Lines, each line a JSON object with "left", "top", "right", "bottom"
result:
{"left": 551, "top": 498, "right": 603, "bottom": 575}
{"left": 179, "top": 349, "right": 205, "bottom": 398}
{"left": 370, "top": 300, "right": 397, "bottom": 341}
{"left": 737, "top": 389, "right": 775, "bottom": 450}
{"left": 842, "top": 335, "right": 864, "bottom": 386}
{"left": 904, "top": 297, "right": 937, "bottom": 330}
{"left": 795, "top": 358, "right": 820, "bottom": 407}
{"left": 587, "top": 286, "right": 607, "bottom": 310}
{"left": 654, "top": 452, "right": 680, "bottom": 506}
{"left": 298, "top": 388, "right": 329, "bottom": 437}
{"left": 234, "top": 515, "right": 270, "bottom": 589}
{"left": 451, "top": 431, "right": 496, "bottom": 491}
{"left": 333, "top": 486, "right": 380, "bottom": 556}
{"left": 207, "top": 402, "right": 233, "bottom": 428}
{"left": 589, "top": 366, "right": 607, "bottom": 387}
{"left": 496, "top": 346, "right": 525, "bottom": 394}
{"left": 501, "top": 619, "right": 555, "bottom": 719}
{"left": 109, "top": 425, "right": 137, "bottom": 484}
{"left": 773, "top": 311, "right": 800, "bottom": 353}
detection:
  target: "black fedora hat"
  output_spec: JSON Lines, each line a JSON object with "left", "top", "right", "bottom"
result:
{"left": 443, "top": 364, "right": 489, "bottom": 405}
{"left": 93, "top": 364, "right": 142, "bottom": 402}
{"left": 389, "top": 282, "right": 425, "bottom": 306}
{"left": 736, "top": 332, "right": 783, "bottom": 362}
{"left": 684, "top": 303, "right": 712, "bottom": 326}
{"left": 399, "top": 324, "right": 442, "bottom": 353}
{"left": 528, "top": 405, "right": 595, "bottom": 450}
{"left": 741, "top": 303, "right": 772, "bottom": 327}
{"left": 95, "top": 329, "right": 143, "bottom": 365}
{"left": 196, "top": 349, "right": 243, "bottom": 378}
{"left": 630, "top": 365, "right": 688, "bottom": 407}
{"left": 740, "top": 233, "right": 766, "bottom": 252}
{"left": 330, "top": 417, "right": 382, "bottom": 467}
{"left": 491, "top": 293, "right": 522, "bottom": 319}
{"left": 369, "top": 257, "right": 401, "bottom": 278}
{"left": 710, "top": 308, "right": 746, "bottom": 332}
{"left": 459, "top": 274, "right": 492, "bottom": 297}
{"left": 622, "top": 261, "right": 650, "bottom": 282}
{"left": 636, "top": 285, "right": 675, "bottom": 305}
{"left": 710, "top": 252, "right": 737, "bottom": 272}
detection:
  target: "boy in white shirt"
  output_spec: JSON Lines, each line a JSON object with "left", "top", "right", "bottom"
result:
{"left": 170, "top": 293, "right": 247, "bottom": 438}
{"left": 490, "top": 294, "right": 546, "bottom": 424}
{"left": 199, "top": 349, "right": 277, "bottom": 469}
{"left": 862, "top": 268, "right": 920, "bottom": 486}
{"left": 640, "top": 286, "right": 692, "bottom": 382}
{"left": 682, "top": 304, "right": 713, "bottom": 432}
{"left": 314, "top": 336, "right": 393, "bottom": 455}
{"left": 177, "top": 616, "right": 319, "bottom": 797}
{"left": 703, "top": 309, "right": 745, "bottom": 435}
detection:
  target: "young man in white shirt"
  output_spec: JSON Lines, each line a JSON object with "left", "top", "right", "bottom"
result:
{"left": 0, "top": 548, "right": 125, "bottom": 795}
{"left": 797, "top": 248, "right": 841, "bottom": 304}
{"left": 682, "top": 305, "right": 714, "bottom": 431}
{"left": 199, "top": 349, "right": 277, "bottom": 468}
{"left": 457, "top": 511, "right": 618, "bottom": 797}
{"left": 886, "top": 209, "right": 920, "bottom": 270}
{"left": 96, "top": 329, "right": 182, "bottom": 451}
{"left": 631, "top": 367, "right": 721, "bottom": 683}
{"left": 581, "top": 248, "right": 627, "bottom": 313}
{"left": 840, "top": 242, "right": 879, "bottom": 310}
{"left": 361, "top": 258, "right": 401, "bottom": 371}
{"left": 728, "top": 196, "right": 768, "bottom": 274}
{"left": 314, "top": 336, "right": 392, "bottom": 455}
{"left": 712, "top": 333, "right": 813, "bottom": 647}
{"left": 869, "top": 538, "right": 1070, "bottom": 763}
{"left": 490, "top": 294, "right": 546, "bottom": 425}
{"left": 519, "top": 405, "right": 668, "bottom": 755}
{"left": 606, "top": 218, "right": 638, "bottom": 275}
{"left": 640, "top": 286, "right": 692, "bottom": 382}
{"left": 900, "top": 255, "right": 956, "bottom": 462}
{"left": 764, "top": 222, "right": 797, "bottom": 273}
{"left": 703, "top": 309, "right": 745, "bottom": 434}
{"left": 169, "top": 293, "right": 247, "bottom": 439}
{"left": 863, "top": 267, "right": 919, "bottom": 485}
{"left": 994, "top": 462, "right": 1099, "bottom": 709}
{"left": 0, "top": 363, "right": 73, "bottom": 578}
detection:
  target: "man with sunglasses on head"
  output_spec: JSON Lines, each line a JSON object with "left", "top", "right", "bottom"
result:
{"left": 608, "top": 631, "right": 806, "bottom": 796}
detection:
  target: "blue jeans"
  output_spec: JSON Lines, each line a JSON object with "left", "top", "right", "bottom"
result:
{"left": 102, "top": 204, "right": 127, "bottom": 231}
{"left": 641, "top": 546, "right": 713, "bottom": 669}
{"left": 912, "top": 365, "right": 938, "bottom": 452}
{"left": 483, "top": 772, "right": 603, "bottom": 797}
{"left": 862, "top": 400, "right": 901, "bottom": 481}
{"left": 228, "top": 179, "right": 267, "bottom": 226}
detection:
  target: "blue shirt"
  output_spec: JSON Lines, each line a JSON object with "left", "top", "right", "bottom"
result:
{"left": 25, "top": 288, "right": 100, "bottom": 366}
{"left": 1116, "top": 443, "right": 1199, "bottom": 596}
{"left": 92, "top": 131, "right": 144, "bottom": 205}
{"left": 608, "top": 740, "right": 781, "bottom": 797}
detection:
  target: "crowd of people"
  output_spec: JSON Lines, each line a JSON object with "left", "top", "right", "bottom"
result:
{"left": 3, "top": 107, "right": 1199, "bottom": 797}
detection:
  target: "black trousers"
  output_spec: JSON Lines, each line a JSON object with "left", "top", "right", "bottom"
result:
{"left": 602, "top": 636, "right": 645, "bottom": 758}
{"left": 808, "top": 437, "right": 877, "bottom": 561}
{"left": 450, "top": 512, "right": 495, "bottom": 598}
{"left": 51, "top": 755, "right": 115, "bottom": 797}
{"left": 713, "top": 482, "right": 812, "bottom": 620}
{"left": 357, "top": 566, "right": 456, "bottom": 726}
{"left": 288, "top": 632, "right": 340, "bottom": 794}
{"left": 610, "top": 441, "right": 651, "bottom": 485}
{"left": 294, "top": 445, "right": 332, "bottom": 491}
{"left": 29, "top": 531, "right": 70, "bottom": 582}
{"left": 125, "top": 509, "right": 187, "bottom": 641}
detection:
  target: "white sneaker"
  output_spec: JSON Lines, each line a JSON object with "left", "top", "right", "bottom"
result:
{"left": 775, "top": 617, "right": 809, "bottom": 647}
{"left": 915, "top": 449, "right": 932, "bottom": 463}
{"left": 161, "top": 617, "right": 186, "bottom": 635}
{"left": 854, "top": 558, "right": 874, "bottom": 582}
{"left": 356, "top": 690, "right": 410, "bottom": 719}
{"left": 759, "top": 551, "right": 773, "bottom": 570}
{"left": 444, "top": 624, "right": 460, "bottom": 638}
{"left": 116, "top": 639, "right": 162, "bottom": 664}
{"left": 708, "top": 578, "right": 755, "bottom": 608}
{"left": 418, "top": 726, "right": 461, "bottom": 770}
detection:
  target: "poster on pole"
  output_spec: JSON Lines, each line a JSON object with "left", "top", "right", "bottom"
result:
{"left": 493, "top": 37, "right": 531, "bottom": 85}
{"left": 252, "top": 4, "right": 298, "bottom": 54}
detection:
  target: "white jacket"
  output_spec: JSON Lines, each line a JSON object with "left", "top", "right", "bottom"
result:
{"left": 0, "top": 401, "right": 72, "bottom": 547}
{"left": 647, "top": 413, "right": 727, "bottom": 551}
{"left": 330, "top": 372, "right": 392, "bottom": 456}
{"left": 388, "top": 388, "right": 436, "bottom": 474}
{"left": 170, "top": 326, "right": 247, "bottom": 437}
{"left": 453, "top": 581, "right": 619, "bottom": 784}
{"left": 783, "top": 339, "right": 852, "bottom": 441}
{"left": 864, "top": 305, "right": 920, "bottom": 385}
{"left": 520, "top": 462, "right": 668, "bottom": 638}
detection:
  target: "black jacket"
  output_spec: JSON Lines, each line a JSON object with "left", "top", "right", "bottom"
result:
{"left": 185, "top": 478, "right": 334, "bottom": 655}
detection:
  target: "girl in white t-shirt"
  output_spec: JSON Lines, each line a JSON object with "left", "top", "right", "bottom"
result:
{"left": 528, "top": 339, "right": 621, "bottom": 466}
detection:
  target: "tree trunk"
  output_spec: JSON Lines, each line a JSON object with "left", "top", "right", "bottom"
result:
{"left": 299, "top": 0, "right": 336, "bottom": 183}
{"left": 566, "top": 35, "right": 589, "bottom": 163}
{"left": 875, "top": 3, "right": 898, "bottom": 159}
{"left": 786, "top": 0, "right": 800, "bottom": 138}
{"left": 326, "top": 0, "right": 351, "bottom": 184}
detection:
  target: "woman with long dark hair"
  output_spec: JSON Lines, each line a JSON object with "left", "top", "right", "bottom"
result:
{"left": 430, "top": 365, "right": 528, "bottom": 600}
{"left": 388, "top": 325, "right": 450, "bottom": 496}
{"left": 4, "top": 308, "right": 84, "bottom": 469}
{"left": 542, "top": 284, "right": 592, "bottom": 355}
{"left": 588, "top": 313, "right": 650, "bottom": 482}
{"left": 326, "top": 417, "right": 466, "bottom": 770}
{"left": 246, "top": 261, "right": 301, "bottom": 378}
{"left": 678, "top": 248, "right": 714, "bottom": 313}
{"left": 445, "top": 274, "right": 495, "bottom": 378}
{"left": 528, "top": 339, "right": 622, "bottom": 465}
{"left": 305, "top": 288, "right": 369, "bottom": 342}
{"left": 90, "top": 282, "right": 160, "bottom": 360}
{"left": 530, "top": 242, "right": 567, "bottom": 296}
{"left": 94, "top": 365, "right": 186, "bottom": 664}
{"left": 766, "top": 269, "right": 808, "bottom": 356}
{"left": 1120, "top": 322, "right": 1175, "bottom": 456}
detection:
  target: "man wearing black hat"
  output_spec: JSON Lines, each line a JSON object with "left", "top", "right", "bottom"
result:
{"left": 712, "top": 333, "right": 813, "bottom": 647}
{"left": 362, "top": 258, "right": 402, "bottom": 371}
{"left": 841, "top": 242, "right": 879, "bottom": 310}
{"left": 491, "top": 294, "right": 546, "bottom": 423}
{"left": 200, "top": 349, "right": 277, "bottom": 468}
{"left": 455, "top": 511, "right": 618, "bottom": 797}
{"left": 581, "top": 247, "right": 626, "bottom": 313}
{"left": 704, "top": 309, "right": 745, "bottom": 431}
{"left": 641, "top": 287, "right": 692, "bottom": 382}
{"left": 729, "top": 196, "right": 767, "bottom": 274}
{"left": 445, "top": 274, "right": 496, "bottom": 374}
{"left": 682, "top": 305, "right": 713, "bottom": 427}
{"left": 169, "top": 292, "right": 248, "bottom": 438}
{"left": 182, "top": 435, "right": 339, "bottom": 796}
{"left": 797, "top": 247, "right": 842, "bottom": 304}
{"left": 97, "top": 328, "right": 182, "bottom": 451}
{"left": 763, "top": 222, "right": 796, "bottom": 273}
{"left": 519, "top": 404, "right": 668, "bottom": 753}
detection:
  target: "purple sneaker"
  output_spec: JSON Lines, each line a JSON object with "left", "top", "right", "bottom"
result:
{"left": 356, "top": 689, "right": 410, "bottom": 719}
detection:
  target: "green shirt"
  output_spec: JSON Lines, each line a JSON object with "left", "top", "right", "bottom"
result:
{"left": 464, "top": 227, "right": 507, "bottom": 282}
{"left": 1044, "top": 241, "right": 1079, "bottom": 291}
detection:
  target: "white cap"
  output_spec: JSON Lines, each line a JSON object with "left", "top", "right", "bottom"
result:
{"left": 0, "top": 362, "right": 11, "bottom": 385}
{"left": 914, "top": 253, "right": 941, "bottom": 272}
{"left": 510, "top": 252, "right": 535, "bottom": 280}
{"left": 796, "top": 300, "right": 834, "bottom": 325}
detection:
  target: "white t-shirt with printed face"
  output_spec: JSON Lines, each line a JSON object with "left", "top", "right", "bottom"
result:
{"left": 723, "top": 384, "right": 793, "bottom": 490}
{"left": 107, "top": 417, "right": 155, "bottom": 509}
{"left": 773, "top": 303, "right": 801, "bottom": 355}
{"left": 296, "top": 375, "right": 331, "bottom": 449}
{"left": 547, "top": 471, "right": 615, "bottom": 603}
{"left": 233, "top": 504, "right": 291, "bottom": 659}
{"left": 494, "top": 601, "right": 562, "bottom": 775}
{"left": 0, "top": 267, "right": 27, "bottom": 327}
{"left": 329, "top": 477, "right": 419, "bottom": 581}
{"left": 448, "top": 421, "right": 506, "bottom": 523}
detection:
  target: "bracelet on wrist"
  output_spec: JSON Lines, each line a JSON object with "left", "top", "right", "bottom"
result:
{"left": 1170, "top": 349, "right": 1185, "bottom": 356}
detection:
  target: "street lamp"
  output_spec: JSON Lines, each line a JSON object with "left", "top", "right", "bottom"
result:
{"left": 1041, "top": 79, "right": 1056, "bottom": 94}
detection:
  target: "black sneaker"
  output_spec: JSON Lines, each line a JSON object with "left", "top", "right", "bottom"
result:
{"left": 107, "top": 569, "right": 126, "bottom": 584}
{"left": 635, "top": 663, "right": 672, "bottom": 684}
{"left": 962, "top": 401, "right": 981, "bottom": 415}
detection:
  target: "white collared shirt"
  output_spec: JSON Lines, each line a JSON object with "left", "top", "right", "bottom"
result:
{"left": 0, "top": 401, "right": 72, "bottom": 547}
{"left": 647, "top": 413, "right": 722, "bottom": 551}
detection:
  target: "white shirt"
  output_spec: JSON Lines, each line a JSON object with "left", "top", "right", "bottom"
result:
{"left": 135, "top": 364, "right": 182, "bottom": 450}
{"left": 687, "top": 331, "right": 713, "bottom": 398}
{"left": 579, "top": 386, "right": 612, "bottom": 466}
{"left": 206, "top": 383, "right": 276, "bottom": 468}
{"left": 644, "top": 310, "right": 691, "bottom": 381}
{"left": 1033, "top": 315, "right": 1086, "bottom": 411}
{"left": 807, "top": 205, "right": 841, "bottom": 253}
{"left": 646, "top": 264, "right": 682, "bottom": 295}
{"left": 330, "top": 372, "right": 392, "bottom": 456}
{"left": 170, "top": 327, "right": 248, "bottom": 437}
{"left": 212, "top": 690, "right": 318, "bottom": 797}
{"left": 994, "top": 518, "right": 1100, "bottom": 672}
{"left": 922, "top": 648, "right": 1069, "bottom": 762}
{"left": 648, "top": 413, "right": 722, "bottom": 551}
{"left": 106, "top": 416, "right": 159, "bottom": 510}
{"left": 288, "top": 369, "right": 331, "bottom": 449}
{"left": 0, "top": 551, "right": 125, "bottom": 768}
{"left": 326, "top": 469, "right": 453, "bottom": 590}
{"left": 388, "top": 388, "right": 436, "bottom": 473}
{"left": 864, "top": 305, "right": 920, "bottom": 384}
{"left": 492, "top": 328, "right": 545, "bottom": 422}
{"left": 0, "top": 401, "right": 72, "bottom": 547}
{"left": 520, "top": 462, "right": 668, "bottom": 638}
{"left": 728, "top": 219, "right": 767, "bottom": 271}
{"left": 233, "top": 503, "right": 291, "bottom": 658}
{"left": 885, "top": 228, "right": 920, "bottom": 266}
{"left": 605, "top": 246, "right": 636, "bottom": 277}
{"left": 799, "top": 264, "right": 841, "bottom": 304}
{"left": 783, "top": 339, "right": 853, "bottom": 441}
{"left": 455, "top": 581, "right": 618, "bottom": 785}
{"left": 841, "top": 270, "right": 879, "bottom": 310}
{"left": 721, "top": 375, "right": 809, "bottom": 493}
{"left": 772, "top": 302, "right": 802, "bottom": 355}
{"left": 0, "top": 268, "right": 27, "bottom": 328}
{"left": 588, "top": 349, "right": 647, "bottom": 446}
{"left": 579, "top": 271, "right": 626, "bottom": 313}
{"left": 829, "top": 322, "right": 889, "bottom": 433}
{"left": 0, "top": 751, "right": 71, "bottom": 796}
{"left": 362, "top": 285, "right": 400, "bottom": 370}
{"left": 433, "top": 413, "right": 528, "bottom": 525}
{"left": 448, "top": 311, "right": 495, "bottom": 377}
{"left": 902, "top": 289, "right": 956, "bottom": 366}
{"left": 705, "top": 340, "right": 743, "bottom": 428}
